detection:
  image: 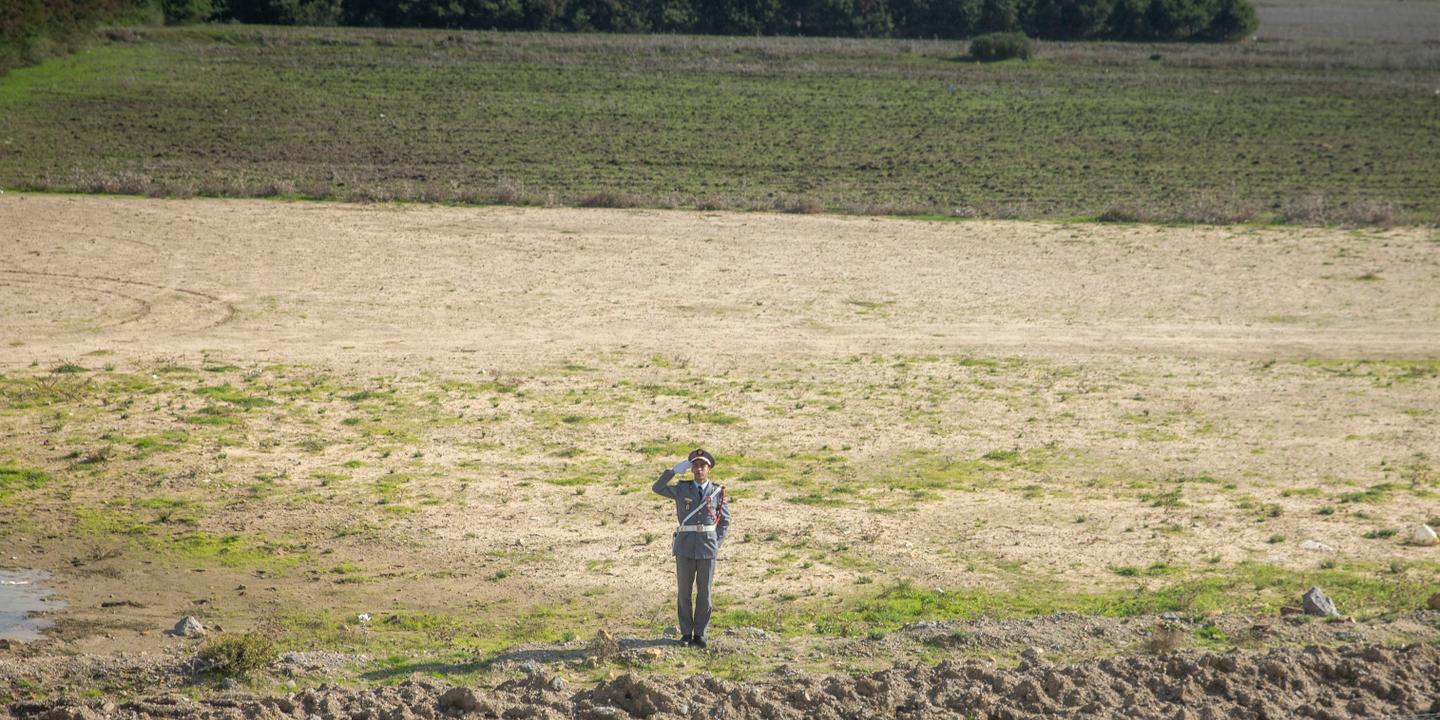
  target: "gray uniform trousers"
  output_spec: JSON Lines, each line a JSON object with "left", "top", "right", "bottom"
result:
{"left": 653, "top": 469, "right": 731, "bottom": 640}
{"left": 676, "top": 556, "right": 715, "bottom": 638}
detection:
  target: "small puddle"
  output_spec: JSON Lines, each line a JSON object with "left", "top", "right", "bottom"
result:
{"left": 0, "top": 569, "right": 66, "bottom": 642}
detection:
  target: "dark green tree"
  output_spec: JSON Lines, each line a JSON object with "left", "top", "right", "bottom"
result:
{"left": 698, "top": 0, "right": 781, "bottom": 33}
{"left": 1144, "top": 0, "right": 1210, "bottom": 39}
{"left": 649, "top": 0, "right": 697, "bottom": 31}
{"left": 978, "top": 0, "right": 1018, "bottom": 32}
{"left": 925, "top": 0, "right": 982, "bottom": 37}
{"left": 1022, "top": 0, "right": 1110, "bottom": 38}
{"left": 565, "top": 0, "right": 653, "bottom": 30}
{"left": 1105, "top": 0, "right": 1153, "bottom": 39}
{"left": 1199, "top": 0, "right": 1255, "bottom": 40}
{"left": 162, "top": 0, "right": 215, "bottom": 24}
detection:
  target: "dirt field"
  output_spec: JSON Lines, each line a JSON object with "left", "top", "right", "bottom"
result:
{"left": 2, "top": 194, "right": 1438, "bottom": 714}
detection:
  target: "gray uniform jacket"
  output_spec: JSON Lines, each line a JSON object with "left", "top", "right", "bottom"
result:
{"left": 653, "top": 469, "right": 731, "bottom": 560}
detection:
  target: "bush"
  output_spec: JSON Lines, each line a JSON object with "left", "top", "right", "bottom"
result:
{"left": 196, "top": 633, "right": 276, "bottom": 676}
{"left": 1097, "top": 204, "right": 1149, "bottom": 223}
{"left": 577, "top": 190, "right": 644, "bottom": 208}
{"left": 1146, "top": 622, "right": 1187, "bottom": 654}
{"left": 160, "top": 0, "right": 214, "bottom": 24}
{"left": 1, "top": 0, "right": 134, "bottom": 75}
{"left": 967, "top": 31, "right": 1034, "bottom": 61}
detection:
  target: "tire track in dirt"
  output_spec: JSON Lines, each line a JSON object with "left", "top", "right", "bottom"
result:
{"left": 0, "top": 273, "right": 154, "bottom": 329}
{"left": 0, "top": 270, "right": 236, "bottom": 336}
{"left": 51, "top": 228, "right": 167, "bottom": 255}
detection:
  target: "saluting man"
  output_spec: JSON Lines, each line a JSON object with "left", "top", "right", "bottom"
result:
{"left": 652, "top": 449, "right": 730, "bottom": 648}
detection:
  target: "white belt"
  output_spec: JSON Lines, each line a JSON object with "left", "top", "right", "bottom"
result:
{"left": 678, "top": 524, "right": 716, "bottom": 532}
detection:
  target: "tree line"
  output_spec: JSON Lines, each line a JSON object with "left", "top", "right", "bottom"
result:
{"left": 3, "top": 0, "right": 1257, "bottom": 75}
{"left": 214, "top": 0, "right": 1257, "bottom": 41}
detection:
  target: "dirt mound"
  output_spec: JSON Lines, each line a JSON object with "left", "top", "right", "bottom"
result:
{"left": 8, "top": 643, "right": 1438, "bottom": 720}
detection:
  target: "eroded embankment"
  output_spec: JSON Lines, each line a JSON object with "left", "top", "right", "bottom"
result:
{"left": 9, "top": 643, "right": 1438, "bottom": 720}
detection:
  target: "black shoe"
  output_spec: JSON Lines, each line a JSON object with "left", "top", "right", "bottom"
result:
{"left": 692, "top": 636, "right": 707, "bottom": 649}
{"left": 680, "top": 634, "right": 693, "bottom": 646}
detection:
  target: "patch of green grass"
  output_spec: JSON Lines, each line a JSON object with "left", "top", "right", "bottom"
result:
{"left": 683, "top": 411, "right": 743, "bottom": 426}
{"left": 72, "top": 507, "right": 151, "bottom": 537}
{"left": 332, "top": 521, "right": 381, "bottom": 540}
{"left": 883, "top": 450, "right": 986, "bottom": 493}
{"left": 630, "top": 383, "right": 694, "bottom": 398}
{"left": 186, "top": 405, "right": 242, "bottom": 426}
{"left": 0, "top": 465, "right": 50, "bottom": 502}
{"left": 1111, "top": 562, "right": 1176, "bottom": 578}
{"left": 547, "top": 474, "right": 601, "bottom": 487}
{"left": 311, "top": 470, "right": 349, "bottom": 486}
{"left": 787, "top": 491, "right": 848, "bottom": 507}
{"left": 1338, "top": 483, "right": 1402, "bottom": 504}
{"left": 373, "top": 472, "right": 413, "bottom": 503}
{"left": 1140, "top": 487, "right": 1184, "bottom": 508}
{"left": 343, "top": 390, "right": 394, "bottom": 402}
{"left": 631, "top": 440, "right": 697, "bottom": 458}
{"left": 130, "top": 430, "right": 191, "bottom": 456}
{"left": 194, "top": 384, "right": 276, "bottom": 409}
{"left": 1193, "top": 624, "right": 1228, "bottom": 647}
{"left": 164, "top": 531, "right": 306, "bottom": 569}
{"left": 135, "top": 497, "right": 205, "bottom": 525}
{"left": 1361, "top": 528, "right": 1397, "bottom": 540}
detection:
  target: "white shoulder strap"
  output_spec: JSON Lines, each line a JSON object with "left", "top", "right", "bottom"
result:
{"left": 678, "top": 485, "right": 716, "bottom": 525}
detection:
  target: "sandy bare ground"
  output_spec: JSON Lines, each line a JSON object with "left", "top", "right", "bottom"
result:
{"left": 1, "top": 194, "right": 1438, "bottom": 710}
{"left": 3, "top": 194, "right": 1438, "bottom": 364}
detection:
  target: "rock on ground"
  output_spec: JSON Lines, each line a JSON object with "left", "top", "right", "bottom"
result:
{"left": 169, "top": 616, "right": 206, "bottom": 638}
{"left": 1301, "top": 587, "right": 1339, "bottom": 617}
{"left": 6, "top": 643, "right": 1440, "bottom": 720}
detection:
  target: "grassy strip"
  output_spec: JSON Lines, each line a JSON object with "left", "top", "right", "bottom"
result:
{"left": 276, "top": 601, "right": 597, "bottom": 662}
{"left": 1, "top": 26, "right": 1437, "bottom": 224}
{"left": 721, "top": 561, "right": 1440, "bottom": 637}
{"left": 270, "top": 559, "right": 1438, "bottom": 663}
